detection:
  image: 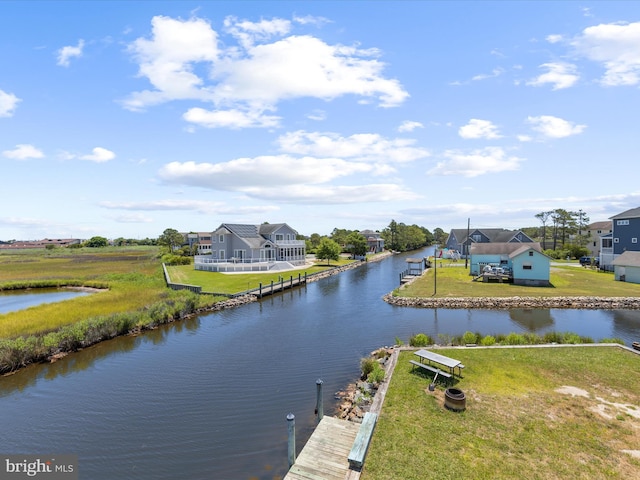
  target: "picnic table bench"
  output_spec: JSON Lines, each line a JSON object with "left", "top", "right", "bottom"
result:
{"left": 413, "top": 349, "right": 465, "bottom": 377}
{"left": 409, "top": 359, "right": 452, "bottom": 384}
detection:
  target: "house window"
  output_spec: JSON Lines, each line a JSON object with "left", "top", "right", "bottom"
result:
{"left": 276, "top": 234, "right": 284, "bottom": 241}
{"left": 219, "top": 235, "right": 224, "bottom": 243}
{"left": 617, "top": 219, "right": 630, "bottom": 226}
{"left": 528, "top": 251, "right": 533, "bottom": 256}
{"left": 472, "top": 234, "right": 481, "bottom": 242}
{"left": 219, "top": 250, "right": 225, "bottom": 259}
{"left": 523, "top": 264, "right": 532, "bottom": 270}
{"left": 233, "top": 249, "right": 245, "bottom": 259}
{"left": 633, "top": 238, "right": 638, "bottom": 244}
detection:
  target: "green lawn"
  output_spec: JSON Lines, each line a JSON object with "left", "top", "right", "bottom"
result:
{"left": 166, "top": 258, "right": 356, "bottom": 294}
{"left": 397, "top": 263, "right": 640, "bottom": 298}
{"left": 362, "top": 346, "right": 640, "bottom": 480}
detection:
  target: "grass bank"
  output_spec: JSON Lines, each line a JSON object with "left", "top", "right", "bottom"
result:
{"left": 0, "top": 247, "right": 226, "bottom": 373}
{"left": 396, "top": 262, "right": 640, "bottom": 298}
{"left": 363, "top": 346, "right": 640, "bottom": 480}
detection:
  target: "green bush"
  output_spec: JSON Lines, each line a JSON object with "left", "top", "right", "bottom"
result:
{"left": 360, "top": 357, "right": 377, "bottom": 379}
{"left": 367, "top": 363, "right": 385, "bottom": 384}
{"left": 462, "top": 331, "right": 479, "bottom": 345}
{"left": 480, "top": 335, "right": 496, "bottom": 346}
{"left": 504, "top": 333, "right": 526, "bottom": 345}
{"left": 409, "top": 333, "right": 433, "bottom": 347}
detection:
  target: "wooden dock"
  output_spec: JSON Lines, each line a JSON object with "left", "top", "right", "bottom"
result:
{"left": 284, "top": 416, "right": 361, "bottom": 480}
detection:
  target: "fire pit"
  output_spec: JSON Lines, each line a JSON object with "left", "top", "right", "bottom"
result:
{"left": 444, "top": 388, "right": 466, "bottom": 412}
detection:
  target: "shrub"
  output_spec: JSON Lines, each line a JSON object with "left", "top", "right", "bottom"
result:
{"left": 360, "top": 357, "right": 377, "bottom": 379}
{"left": 480, "top": 335, "right": 496, "bottom": 346}
{"left": 504, "top": 333, "right": 526, "bottom": 345}
{"left": 600, "top": 337, "right": 625, "bottom": 345}
{"left": 409, "top": 333, "right": 433, "bottom": 347}
{"left": 367, "top": 363, "right": 385, "bottom": 384}
{"left": 462, "top": 331, "right": 479, "bottom": 345}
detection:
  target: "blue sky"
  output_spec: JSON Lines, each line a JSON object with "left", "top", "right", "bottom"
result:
{"left": 2, "top": 1, "right": 640, "bottom": 241}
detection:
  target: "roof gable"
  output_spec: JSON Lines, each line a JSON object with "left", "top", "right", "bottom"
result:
{"left": 612, "top": 251, "right": 640, "bottom": 267}
{"left": 610, "top": 207, "right": 640, "bottom": 220}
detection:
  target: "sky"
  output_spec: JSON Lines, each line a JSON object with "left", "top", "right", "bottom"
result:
{"left": 2, "top": 1, "right": 640, "bottom": 241}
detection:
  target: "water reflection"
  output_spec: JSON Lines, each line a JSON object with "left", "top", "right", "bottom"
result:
{"left": 509, "top": 309, "right": 555, "bottom": 331}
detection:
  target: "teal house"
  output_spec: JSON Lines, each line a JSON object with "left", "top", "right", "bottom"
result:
{"left": 470, "top": 242, "right": 551, "bottom": 286}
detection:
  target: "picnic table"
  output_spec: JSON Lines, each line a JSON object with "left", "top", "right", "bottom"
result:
{"left": 414, "top": 349, "right": 464, "bottom": 377}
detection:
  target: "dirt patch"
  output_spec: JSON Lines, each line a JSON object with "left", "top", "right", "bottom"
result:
{"left": 556, "top": 385, "right": 640, "bottom": 420}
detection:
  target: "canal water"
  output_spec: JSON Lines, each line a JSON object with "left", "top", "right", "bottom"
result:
{"left": 0, "top": 288, "right": 90, "bottom": 314}
{"left": 1, "top": 248, "right": 639, "bottom": 479}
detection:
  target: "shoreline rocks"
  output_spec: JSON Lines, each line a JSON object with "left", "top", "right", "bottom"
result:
{"left": 383, "top": 294, "right": 640, "bottom": 310}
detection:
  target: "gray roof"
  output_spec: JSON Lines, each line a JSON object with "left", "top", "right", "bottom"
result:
{"left": 449, "top": 228, "right": 532, "bottom": 244}
{"left": 471, "top": 242, "right": 542, "bottom": 255}
{"left": 258, "top": 223, "right": 287, "bottom": 235}
{"left": 610, "top": 207, "right": 640, "bottom": 220}
{"left": 611, "top": 251, "right": 640, "bottom": 267}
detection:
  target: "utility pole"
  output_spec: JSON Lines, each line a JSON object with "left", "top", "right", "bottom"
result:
{"left": 464, "top": 217, "right": 470, "bottom": 269}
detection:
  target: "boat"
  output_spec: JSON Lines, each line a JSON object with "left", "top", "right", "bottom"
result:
{"left": 633, "top": 342, "right": 640, "bottom": 351}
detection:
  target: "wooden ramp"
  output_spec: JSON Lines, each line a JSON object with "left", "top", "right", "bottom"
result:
{"left": 285, "top": 416, "right": 361, "bottom": 480}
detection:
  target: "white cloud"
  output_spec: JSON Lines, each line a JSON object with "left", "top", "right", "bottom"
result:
{"left": 517, "top": 134, "right": 533, "bottom": 142}
{"left": 123, "top": 15, "right": 408, "bottom": 122}
{"left": 223, "top": 16, "right": 291, "bottom": 49}
{"left": 57, "top": 39, "right": 85, "bottom": 67}
{"left": 546, "top": 34, "right": 564, "bottom": 44}
{"left": 397, "top": 121, "right": 423, "bottom": 133}
{"left": 100, "top": 199, "right": 278, "bottom": 215}
{"left": 2, "top": 144, "right": 44, "bottom": 160}
{"left": 183, "top": 107, "right": 280, "bottom": 129}
{"left": 458, "top": 119, "right": 502, "bottom": 140}
{"left": 0, "top": 89, "right": 20, "bottom": 117}
{"left": 276, "top": 130, "right": 429, "bottom": 163}
{"left": 527, "top": 62, "right": 579, "bottom": 90}
{"left": 527, "top": 115, "right": 586, "bottom": 138}
{"left": 81, "top": 147, "right": 116, "bottom": 163}
{"left": 240, "top": 183, "right": 420, "bottom": 204}
{"left": 158, "top": 155, "right": 371, "bottom": 190}
{"left": 471, "top": 67, "right": 505, "bottom": 81}
{"left": 306, "top": 109, "right": 327, "bottom": 121}
{"left": 571, "top": 21, "right": 640, "bottom": 86}
{"left": 428, "top": 147, "right": 523, "bottom": 177}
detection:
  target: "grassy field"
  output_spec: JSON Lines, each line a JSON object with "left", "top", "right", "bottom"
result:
{"left": 0, "top": 247, "right": 221, "bottom": 338}
{"left": 396, "top": 262, "right": 640, "bottom": 297}
{"left": 166, "top": 257, "right": 356, "bottom": 294}
{"left": 363, "top": 346, "right": 640, "bottom": 480}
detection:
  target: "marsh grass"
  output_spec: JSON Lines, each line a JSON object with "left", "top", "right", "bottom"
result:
{"left": 363, "top": 347, "right": 640, "bottom": 479}
{"left": 398, "top": 264, "right": 640, "bottom": 298}
{"left": 0, "top": 247, "right": 227, "bottom": 372}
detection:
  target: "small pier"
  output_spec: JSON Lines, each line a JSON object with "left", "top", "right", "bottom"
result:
{"left": 284, "top": 416, "right": 361, "bottom": 480}
{"left": 244, "top": 273, "right": 307, "bottom": 298}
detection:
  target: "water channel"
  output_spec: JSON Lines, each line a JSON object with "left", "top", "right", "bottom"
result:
{"left": 1, "top": 247, "right": 639, "bottom": 479}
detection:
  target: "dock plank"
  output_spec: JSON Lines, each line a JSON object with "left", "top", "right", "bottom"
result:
{"left": 284, "top": 416, "right": 361, "bottom": 480}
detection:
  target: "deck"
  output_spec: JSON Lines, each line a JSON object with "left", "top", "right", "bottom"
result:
{"left": 284, "top": 416, "right": 361, "bottom": 480}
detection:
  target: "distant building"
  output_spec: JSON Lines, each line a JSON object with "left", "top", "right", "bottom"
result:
{"left": 600, "top": 207, "right": 640, "bottom": 270}
{"left": 585, "top": 221, "right": 612, "bottom": 258}
{"left": 0, "top": 238, "right": 83, "bottom": 249}
{"left": 359, "top": 229, "right": 385, "bottom": 253}
{"left": 446, "top": 228, "right": 533, "bottom": 258}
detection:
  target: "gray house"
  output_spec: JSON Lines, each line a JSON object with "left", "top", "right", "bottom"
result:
{"left": 446, "top": 228, "right": 533, "bottom": 257}
{"left": 194, "top": 223, "right": 306, "bottom": 272}
{"left": 600, "top": 207, "right": 640, "bottom": 270}
{"left": 611, "top": 251, "right": 640, "bottom": 284}
{"left": 470, "top": 242, "right": 550, "bottom": 286}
